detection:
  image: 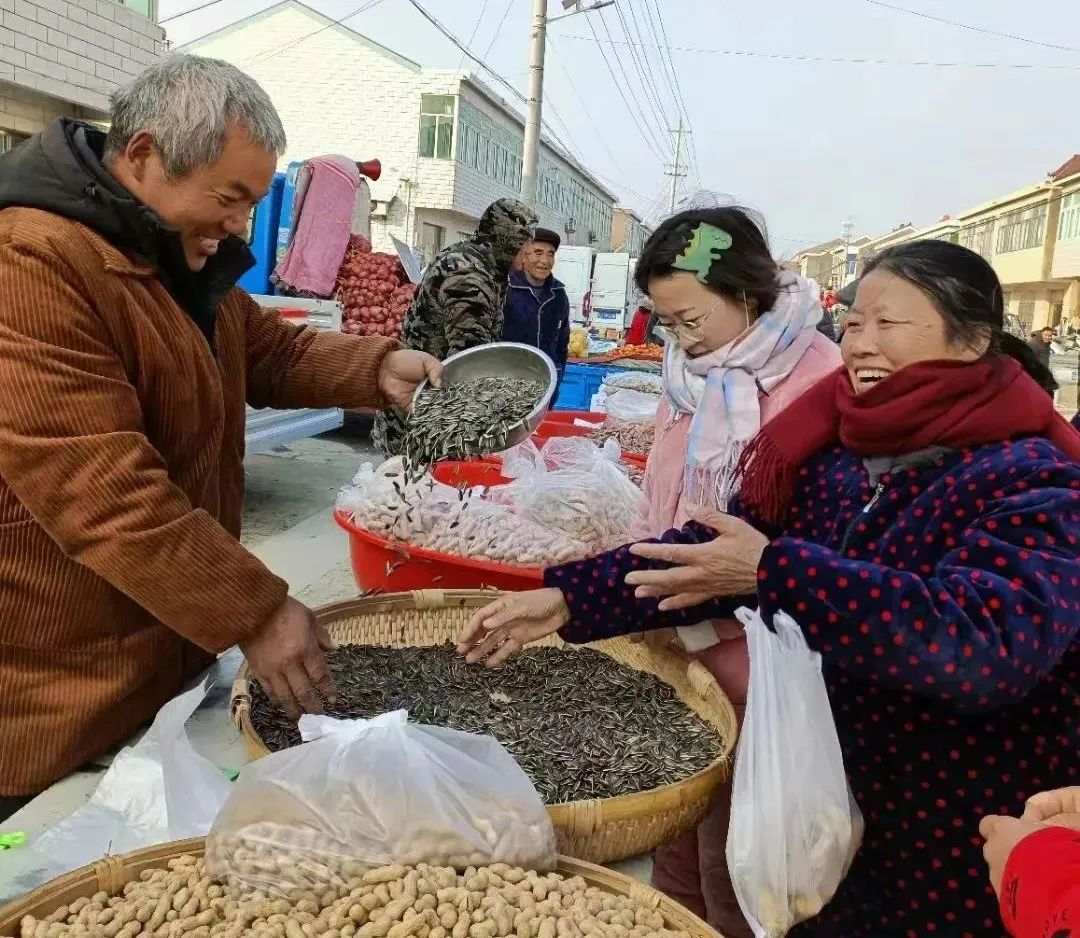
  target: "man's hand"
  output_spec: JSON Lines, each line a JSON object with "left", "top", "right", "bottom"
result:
{"left": 457, "top": 588, "right": 570, "bottom": 667}
{"left": 241, "top": 597, "right": 336, "bottom": 719}
{"left": 625, "top": 508, "right": 769, "bottom": 611}
{"left": 980, "top": 814, "right": 1046, "bottom": 896}
{"left": 1022, "top": 787, "right": 1080, "bottom": 830}
{"left": 378, "top": 350, "right": 443, "bottom": 411}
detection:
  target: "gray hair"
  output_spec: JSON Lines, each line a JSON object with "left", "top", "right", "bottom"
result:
{"left": 105, "top": 53, "right": 286, "bottom": 179}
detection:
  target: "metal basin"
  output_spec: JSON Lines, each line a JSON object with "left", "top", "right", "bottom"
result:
{"left": 412, "top": 342, "right": 557, "bottom": 453}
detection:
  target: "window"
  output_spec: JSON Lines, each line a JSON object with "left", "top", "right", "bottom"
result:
{"left": 419, "top": 223, "right": 445, "bottom": 264}
{"left": 114, "top": 0, "right": 154, "bottom": 16}
{"left": 1060, "top": 192, "right": 1080, "bottom": 242}
{"left": 418, "top": 94, "right": 455, "bottom": 159}
{"left": 0, "top": 130, "right": 29, "bottom": 154}
{"left": 959, "top": 219, "right": 995, "bottom": 259}
{"left": 1018, "top": 299, "right": 1035, "bottom": 332}
{"left": 996, "top": 204, "right": 1047, "bottom": 253}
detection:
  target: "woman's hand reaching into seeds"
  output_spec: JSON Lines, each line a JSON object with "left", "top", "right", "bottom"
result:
{"left": 458, "top": 588, "right": 571, "bottom": 666}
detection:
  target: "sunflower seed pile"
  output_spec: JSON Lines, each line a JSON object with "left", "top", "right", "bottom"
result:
{"left": 403, "top": 377, "right": 544, "bottom": 468}
{"left": 250, "top": 644, "right": 724, "bottom": 804}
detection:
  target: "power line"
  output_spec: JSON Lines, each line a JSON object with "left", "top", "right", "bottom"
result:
{"left": 619, "top": 0, "right": 673, "bottom": 122}
{"left": 545, "top": 32, "right": 657, "bottom": 206}
{"left": 608, "top": 2, "right": 671, "bottom": 135}
{"left": 592, "top": 9, "right": 669, "bottom": 158}
{"left": 456, "top": 0, "right": 493, "bottom": 72}
{"left": 239, "top": 0, "right": 389, "bottom": 68}
{"left": 864, "top": 0, "right": 1080, "bottom": 54}
{"left": 557, "top": 34, "right": 1080, "bottom": 69}
{"left": 584, "top": 12, "right": 668, "bottom": 162}
{"left": 159, "top": 0, "right": 230, "bottom": 25}
{"left": 481, "top": 0, "right": 517, "bottom": 60}
{"left": 642, "top": 0, "right": 699, "bottom": 184}
{"left": 402, "top": 0, "right": 616, "bottom": 198}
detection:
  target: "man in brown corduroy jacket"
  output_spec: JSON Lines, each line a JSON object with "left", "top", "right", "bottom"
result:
{"left": 0, "top": 55, "right": 442, "bottom": 818}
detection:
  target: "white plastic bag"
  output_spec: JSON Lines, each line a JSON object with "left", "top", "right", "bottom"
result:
{"left": 28, "top": 681, "right": 230, "bottom": 877}
{"left": 494, "top": 437, "right": 646, "bottom": 552}
{"left": 604, "top": 387, "right": 660, "bottom": 423}
{"left": 206, "top": 711, "right": 556, "bottom": 896}
{"left": 727, "top": 608, "right": 864, "bottom": 938}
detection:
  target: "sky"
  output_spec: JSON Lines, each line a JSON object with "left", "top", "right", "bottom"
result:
{"left": 157, "top": 0, "right": 1080, "bottom": 256}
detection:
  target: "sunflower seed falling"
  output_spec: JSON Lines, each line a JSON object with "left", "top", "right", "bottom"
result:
{"left": 402, "top": 377, "right": 544, "bottom": 470}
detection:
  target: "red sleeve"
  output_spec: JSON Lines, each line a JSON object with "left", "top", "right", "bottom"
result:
{"left": 1000, "top": 826, "right": 1080, "bottom": 938}
{"left": 625, "top": 310, "right": 648, "bottom": 346}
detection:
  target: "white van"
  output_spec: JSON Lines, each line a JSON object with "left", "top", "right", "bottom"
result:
{"left": 590, "top": 252, "right": 632, "bottom": 330}
{"left": 553, "top": 245, "right": 596, "bottom": 324}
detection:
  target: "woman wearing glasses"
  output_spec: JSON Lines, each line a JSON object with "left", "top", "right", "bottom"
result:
{"left": 475, "top": 207, "right": 839, "bottom": 936}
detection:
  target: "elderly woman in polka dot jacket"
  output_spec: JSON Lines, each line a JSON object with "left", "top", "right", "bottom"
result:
{"left": 460, "top": 240, "right": 1080, "bottom": 938}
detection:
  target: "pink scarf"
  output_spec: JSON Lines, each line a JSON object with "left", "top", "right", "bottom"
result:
{"left": 662, "top": 273, "right": 823, "bottom": 510}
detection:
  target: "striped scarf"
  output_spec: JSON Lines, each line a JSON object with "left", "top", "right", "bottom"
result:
{"left": 662, "top": 272, "right": 823, "bottom": 510}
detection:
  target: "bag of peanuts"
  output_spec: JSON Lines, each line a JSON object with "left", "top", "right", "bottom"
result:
{"left": 206, "top": 711, "right": 556, "bottom": 898}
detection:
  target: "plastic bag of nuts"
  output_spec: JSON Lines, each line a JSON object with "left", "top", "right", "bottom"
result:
{"left": 205, "top": 712, "right": 556, "bottom": 899}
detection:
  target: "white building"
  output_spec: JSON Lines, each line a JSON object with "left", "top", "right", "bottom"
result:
{"left": 0, "top": 0, "right": 164, "bottom": 151}
{"left": 183, "top": 0, "right": 618, "bottom": 261}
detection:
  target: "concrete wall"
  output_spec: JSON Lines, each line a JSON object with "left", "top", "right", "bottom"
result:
{"left": 994, "top": 245, "right": 1045, "bottom": 287}
{"left": 0, "top": 82, "right": 86, "bottom": 136}
{"left": 1, "top": 0, "right": 163, "bottom": 115}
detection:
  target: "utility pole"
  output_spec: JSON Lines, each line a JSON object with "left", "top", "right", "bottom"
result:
{"left": 840, "top": 216, "right": 855, "bottom": 288}
{"left": 520, "top": 0, "right": 614, "bottom": 209}
{"left": 665, "top": 118, "right": 688, "bottom": 213}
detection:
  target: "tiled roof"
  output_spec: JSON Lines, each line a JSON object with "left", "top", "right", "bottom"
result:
{"left": 1050, "top": 155, "right": 1080, "bottom": 182}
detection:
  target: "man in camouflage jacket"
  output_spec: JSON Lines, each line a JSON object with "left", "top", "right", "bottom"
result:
{"left": 373, "top": 197, "right": 538, "bottom": 455}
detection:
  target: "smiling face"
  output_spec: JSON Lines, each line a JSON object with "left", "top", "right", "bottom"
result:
{"left": 842, "top": 269, "right": 985, "bottom": 394}
{"left": 108, "top": 122, "right": 276, "bottom": 271}
{"left": 647, "top": 272, "right": 754, "bottom": 357}
{"left": 521, "top": 240, "right": 556, "bottom": 282}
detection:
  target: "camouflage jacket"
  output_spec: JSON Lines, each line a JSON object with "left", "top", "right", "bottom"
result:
{"left": 399, "top": 239, "right": 508, "bottom": 359}
{"left": 373, "top": 197, "right": 537, "bottom": 457}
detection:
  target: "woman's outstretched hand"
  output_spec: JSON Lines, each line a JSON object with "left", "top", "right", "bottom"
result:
{"left": 625, "top": 508, "right": 769, "bottom": 611}
{"left": 457, "top": 588, "right": 571, "bottom": 667}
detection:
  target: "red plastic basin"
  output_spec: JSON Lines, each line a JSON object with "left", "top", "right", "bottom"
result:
{"left": 532, "top": 412, "right": 603, "bottom": 444}
{"left": 430, "top": 460, "right": 508, "bottom": 487}
{"left": 334, "top": 460, "right": 542, "bottom": 592}
{"left": 544, "top": 410, "right": 599, "bottom": 424}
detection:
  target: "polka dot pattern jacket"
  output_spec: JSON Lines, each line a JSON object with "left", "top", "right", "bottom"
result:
{"left": 544, "top": 438, "right": 1080, "bottom": 938}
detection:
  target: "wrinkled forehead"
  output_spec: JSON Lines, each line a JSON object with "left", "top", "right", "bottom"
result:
{"left": 851, "top": 269, "right": 937, "bottom": 319}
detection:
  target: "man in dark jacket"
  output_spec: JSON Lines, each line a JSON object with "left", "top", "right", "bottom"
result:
{"left": 502, "top": 228, "right": 571, "bottom": 394}
{"left": 1028, "top": 327, "right": 1054, "bottom": 370}
{"left": 373, "top": 197, "right": 537, "bottom": 455}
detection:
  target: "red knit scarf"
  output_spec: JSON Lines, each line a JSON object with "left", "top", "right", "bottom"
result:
{"left": 735, "top": 356, "right": 1080, "bottom": 525}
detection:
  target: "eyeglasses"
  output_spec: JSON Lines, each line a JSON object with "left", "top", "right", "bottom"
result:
{"left": 654, "top": 306, "right": 716, "bottom": 344}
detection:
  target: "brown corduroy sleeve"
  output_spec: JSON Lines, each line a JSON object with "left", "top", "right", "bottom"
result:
{"left": 0, "top": 245, "right": 288, "bottom": 654}
{"left": 242, "top": 293, "right": 400, "bottom": 410}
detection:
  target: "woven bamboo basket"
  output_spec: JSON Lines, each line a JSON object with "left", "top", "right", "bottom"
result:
{"left": 0, "top": 838, "right": 723, "bottom": 938}
{"left": 230, "top": 590, "right": 738, "bottom": 865}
